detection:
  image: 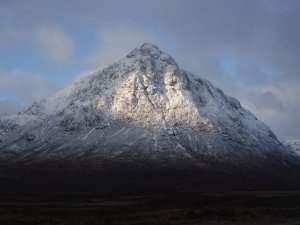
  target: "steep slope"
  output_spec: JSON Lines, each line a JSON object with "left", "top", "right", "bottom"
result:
{"left": 1, "top": 43, "right": 300, "bottom": 191}
{"left": 283, "top": 140, "right": 300, "bottom": 156}
{"left": 0, "top": 43, "right": 298, "bottom": 170}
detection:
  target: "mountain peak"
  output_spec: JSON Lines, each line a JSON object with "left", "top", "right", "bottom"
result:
{"left": 0, "top": 43, "right": 290, "bottom": 166}
{"left": 126, "top": 42, "right": 165, "bottom": 59}
{"left": 140, "top": 42, "right": 161, "bottom": 52}
{"left": 124, "top": 43, "right": 179, "bottom": 78}
{"left": 0, "top": 43, "right": 299, "bottom": 192}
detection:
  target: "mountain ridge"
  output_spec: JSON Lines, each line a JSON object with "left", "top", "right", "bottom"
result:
{"left": 0, "top": 43, "right": 300, "bottom": 193}
{"left": 0, "top": 43, "right": 299, "bottom": 192}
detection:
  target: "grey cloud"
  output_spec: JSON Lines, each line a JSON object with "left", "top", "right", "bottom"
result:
{"left": 240, "top": 78, "right": 300, "bottom": 140}
{"left": 254, "top": 91, "right": 283, "bottom": 111}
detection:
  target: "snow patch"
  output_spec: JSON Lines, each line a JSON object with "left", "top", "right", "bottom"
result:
{"left": 82, "top": 128, "right": 95, "bottom": 140}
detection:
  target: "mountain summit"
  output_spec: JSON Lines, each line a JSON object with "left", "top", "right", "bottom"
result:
{"left": 0, "top": 43, "right": 299, "bottom": 191}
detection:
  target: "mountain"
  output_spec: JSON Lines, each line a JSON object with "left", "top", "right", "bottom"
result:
{"left": 0, "top": 43, "right": 299, "bottom": 192}
{"left": 283, "top": 140, "right": 300, "bottom": 156}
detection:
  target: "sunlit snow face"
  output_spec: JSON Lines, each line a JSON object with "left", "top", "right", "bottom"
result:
{"left": 109, "top": 67, "right": 214, "bottom": 131}
{"left": 97, "top": 98, "right": 107, "bottom": 111}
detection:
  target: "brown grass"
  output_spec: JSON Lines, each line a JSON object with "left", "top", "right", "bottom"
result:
{"left": 0, "top": 191, "right": 300, "bottom": 225}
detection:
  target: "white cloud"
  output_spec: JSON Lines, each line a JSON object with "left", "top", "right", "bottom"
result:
{"left": 0, "top": 24, "right": 75, "bottom": 65}
{"left": 73, "top": 69, "right": 96, "bottom": 83}
{"left": 33, "top": 26, "right": 75, "bottom": 64}
{"left": 87, "top": 25, "right": 165, "bottom": 67}
{"left": 0, "top": 99, "right": 24, "bottom": 115}
{"left": 0, "top": 68, "right": 62, "bottom": 104}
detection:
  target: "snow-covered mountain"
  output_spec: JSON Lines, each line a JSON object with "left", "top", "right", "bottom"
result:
{"left": 0, "top": 43, "right": 297, "bottom": 170}
{"left": 283, "top": 140, "right": 300, "bottom": 156}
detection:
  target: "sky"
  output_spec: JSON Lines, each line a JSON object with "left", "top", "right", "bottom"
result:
{"left": 0, "top": 0, "right": 300, "bottom": 140}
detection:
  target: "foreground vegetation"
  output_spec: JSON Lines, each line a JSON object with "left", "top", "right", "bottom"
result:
{"left": 0, "top": 191, "right": 300, "bottom": 225}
